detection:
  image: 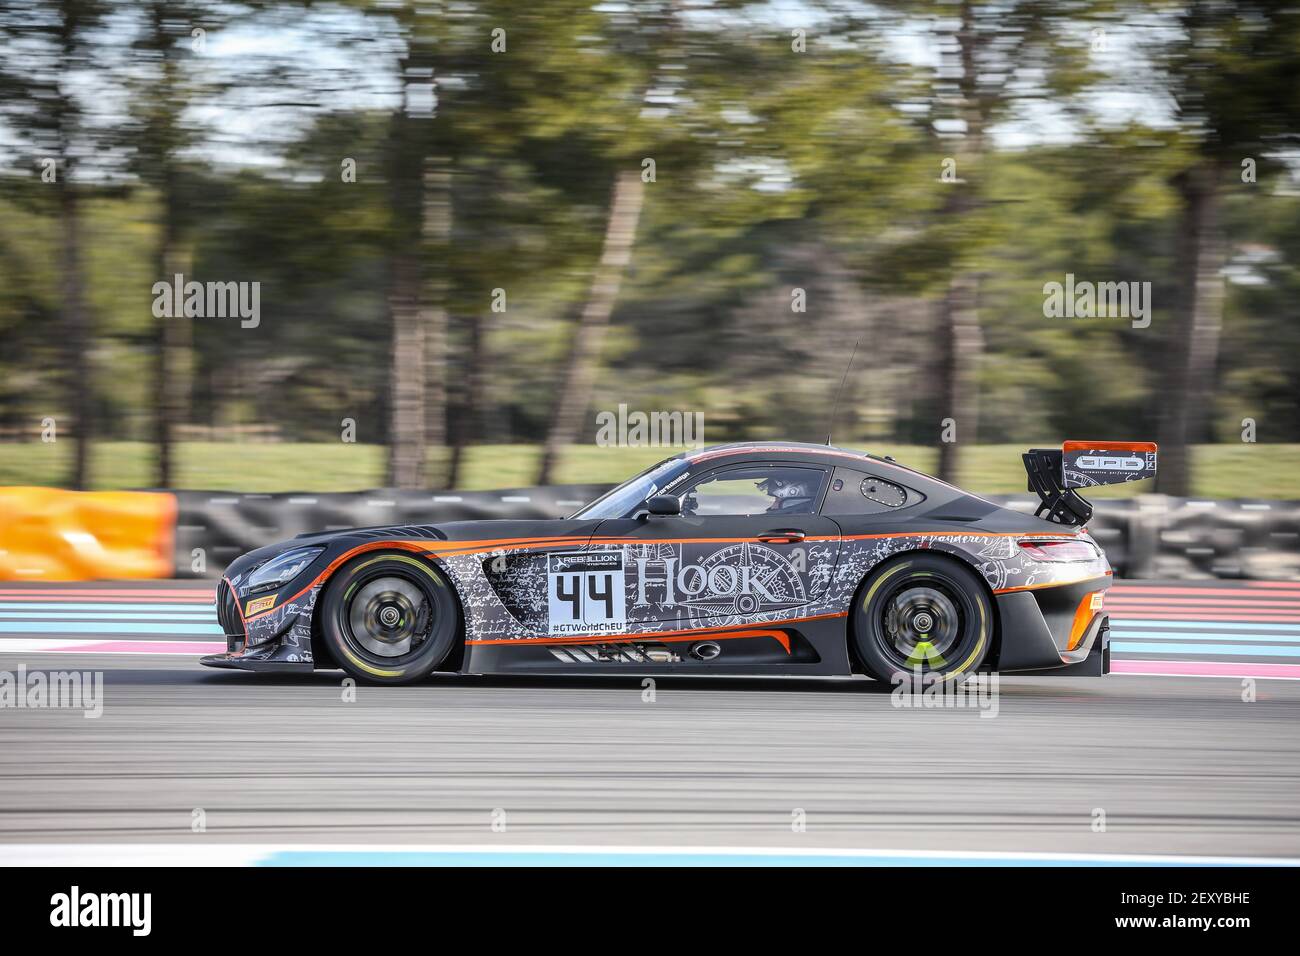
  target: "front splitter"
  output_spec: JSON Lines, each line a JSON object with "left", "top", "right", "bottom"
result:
{"left": 199, "top": 653, "right": 312, "bottom": 674}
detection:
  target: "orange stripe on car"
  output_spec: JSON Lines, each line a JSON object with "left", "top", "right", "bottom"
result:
{"left": 243, "top": 539, "right": 441, "bottom": 621}
{"left": 465, "top": 611, "right": 847, "bottom": 648}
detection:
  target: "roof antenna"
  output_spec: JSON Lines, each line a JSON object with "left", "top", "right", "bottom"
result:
{"left": 825, "top": 338, "right": 860, "bottom": 446}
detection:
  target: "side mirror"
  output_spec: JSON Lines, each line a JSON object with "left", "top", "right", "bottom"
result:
{"left": 645, "top": 494, "right": 682, "bottom": 517}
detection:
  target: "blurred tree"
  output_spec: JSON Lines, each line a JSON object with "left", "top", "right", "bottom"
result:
{"left": 1, "top": 0, "right": 1299, "bottom": 498}
{"left": 931, "top": 1, "right": 985, "bottom": 483}
{"left": 383, "top": 2, "right": 449, "bottom": 489}
{"left": 1217, "top": 191, "right": 1300, "bottom": 443}
{"left": 1144, "top": 1, "right": 1300, "bottom": 494}
{"left": 536, "top": 167, "right": 644, "bottom": 483}
{"left": 629, "top": 15, "right": 928, "bottom": 445}
{"left": 379, "top": 0, "right": 645, "bottom": 487}
{"left": 876, "top": 0, "right": 1096, "bottom": 480}
{"left": 0, "top": 0, "right": 112, "bottom": 487}
{"left": 533, "top": 1, "right": 685, "bottom": 484}
{"left": 132, "top": 1, "right": 206, "bottom": 487}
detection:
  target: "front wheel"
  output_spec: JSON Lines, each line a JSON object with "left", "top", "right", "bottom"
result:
{"left": 318, "top": 552, "right": 460, "bottom": 684}
{"left": 852, "top": 554, "right": 992, "bottom": 683}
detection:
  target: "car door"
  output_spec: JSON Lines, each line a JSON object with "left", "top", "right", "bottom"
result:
{"left": 591, "top": 462, "right": 842, "bottom": 632}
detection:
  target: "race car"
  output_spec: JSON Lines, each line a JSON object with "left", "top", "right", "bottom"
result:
{"left": 201, "top": 440, "right": 1156, "bottom": 684}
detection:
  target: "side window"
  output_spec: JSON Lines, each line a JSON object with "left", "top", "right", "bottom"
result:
{"left": 821, "top": 466, "right": 923, "bottom": 515}
{"left": 681, "top": 465, "right": 828, "bottom": 517}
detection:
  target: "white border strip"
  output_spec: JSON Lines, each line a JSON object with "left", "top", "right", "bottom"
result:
{"left": 2, "top": 843, "right": 1297, "bottom": 867}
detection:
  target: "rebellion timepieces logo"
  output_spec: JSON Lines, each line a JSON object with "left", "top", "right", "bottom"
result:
{"left": 631, "top": 542, "right": 809, "bottom": 619}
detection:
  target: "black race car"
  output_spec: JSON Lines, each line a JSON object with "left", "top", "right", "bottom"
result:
{"left": 201, "top": 440, "right": 1156, "bottom": 684}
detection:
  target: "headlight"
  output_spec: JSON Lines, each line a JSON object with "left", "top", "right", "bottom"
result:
{"left": 246, "top": 547, "right": 324, "bottom": 593}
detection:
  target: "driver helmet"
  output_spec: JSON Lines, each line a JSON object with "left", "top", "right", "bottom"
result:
{"left": 757, "top": 475, "right": 808, "bottom": 502}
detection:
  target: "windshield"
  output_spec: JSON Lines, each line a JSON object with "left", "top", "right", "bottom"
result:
{"left": 571, "top": 457, "right": 691, "bottom": 519}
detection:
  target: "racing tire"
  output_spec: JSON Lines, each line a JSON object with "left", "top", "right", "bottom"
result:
{"left": 852, "top": 554, "right": 992, "bottom": 683}
{"left": 318, "top": 552, "right": 460, "bottom": 684}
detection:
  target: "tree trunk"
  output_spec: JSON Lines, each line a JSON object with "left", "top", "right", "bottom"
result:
{"left": 53, "top": 2, "right": 91, "bottom": 489}
{"left": 57, "top": 174, "right": 91, "bottom": 490}
{"left": 152, "top": 168, "right": 186, "bottom": 488}
{"left": 149, "top": 3, "right": 189, "bottom": 489}
{"left": 387, "top": 250, "right": 427, "bottom": 489}
{"left": 153, "top": 247, "right": 191, "bottom": 489}
{"left": 422, "top": 154, "right": 451, "bottom": 484}
{"left": 386, "top": 33, "right": 451, "bottom": 491}
{"left": 384, "top": 73, "right": 441, "bottom": 490}
{"left": 936, "top": 273, "right": 981, "bottom": 483}
{"left": 536, "top": 169, "right": 646, "bottom": 484}
{"left": 446, "top": 309, "right": 485, "bottom": 489}
{"left": 1157, "top": 162, "right": 1224, "bottom": 496}
{"left": 934, "top": 0, "right": 984, "bottom": 485}
{"left": 824, "top": 254, "right": 871, "bottom": 444}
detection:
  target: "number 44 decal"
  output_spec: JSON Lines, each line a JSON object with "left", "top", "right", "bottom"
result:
{"left": 547, "top": 552, "right": 627, "bottom": 635}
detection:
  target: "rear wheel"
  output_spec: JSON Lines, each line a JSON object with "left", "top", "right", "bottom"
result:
{"left": 852, "top": 554, "right": 992, "bottom": 683}
{"left": 318, "top": 552, "right": 460, "bottom": 684}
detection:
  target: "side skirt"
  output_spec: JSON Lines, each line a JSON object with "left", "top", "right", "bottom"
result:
{"left": 461, "top": 615, "right": 853, "bottom": 677}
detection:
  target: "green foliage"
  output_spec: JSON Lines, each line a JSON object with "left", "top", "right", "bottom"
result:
{"left": 0, "top": 1, "right": 1297, "bottom": 491}
{"left": 0, "top": 440, "right": 1293, "bottom": 497}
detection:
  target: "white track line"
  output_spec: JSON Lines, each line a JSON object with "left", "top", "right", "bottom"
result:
{"left": 3, "top": 843, "right": 1298, "bottom": 867}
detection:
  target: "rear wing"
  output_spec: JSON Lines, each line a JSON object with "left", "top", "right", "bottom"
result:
{"left": 1022, "top": 441, "right": 1157, "bottom": 525}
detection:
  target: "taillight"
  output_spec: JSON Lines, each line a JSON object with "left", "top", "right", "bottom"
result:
{"left": 1017, "top": 538, "right": 1098, "bottom": 562}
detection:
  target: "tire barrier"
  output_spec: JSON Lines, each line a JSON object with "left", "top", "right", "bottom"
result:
{"left": 1139, "top": 497, "right": 1300, "bottom": 580}
{"left": 0, "top": 487, "right": 175, "bottom": 581}
{"left": 992, "top": 495, "right": 1300, "bottom": 580}
{"left": 0, "top": 486, "right": 1295, "bottom": 581}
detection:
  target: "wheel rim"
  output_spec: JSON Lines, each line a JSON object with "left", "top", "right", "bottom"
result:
{"left": 346, "top": 575, "right": 432, "bottom": 659}
{"left": 879, "top": 578, "right": 964, "bottom": 669}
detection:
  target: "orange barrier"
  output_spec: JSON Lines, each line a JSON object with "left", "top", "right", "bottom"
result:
{"left": 0, "top": 488, "right": 176, "bottom": 581}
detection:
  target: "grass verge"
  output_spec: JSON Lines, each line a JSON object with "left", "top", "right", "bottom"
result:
{"left": 0, "top": 441, "right": 1295, "bottom": 497}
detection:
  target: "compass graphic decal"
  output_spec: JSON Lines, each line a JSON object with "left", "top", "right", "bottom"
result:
{"left": 680, "top": 542, "right": 809, "bottom": 626}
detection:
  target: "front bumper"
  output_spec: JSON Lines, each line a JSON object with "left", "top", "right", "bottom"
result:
{"left": 199, "top": 576, "right": 318, "bottom": 673}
